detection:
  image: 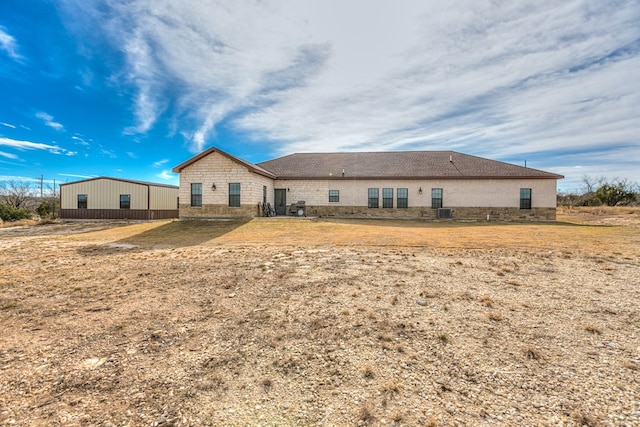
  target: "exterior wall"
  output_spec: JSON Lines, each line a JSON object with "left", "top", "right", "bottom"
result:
{"left": 60, "top": 209, "right": 178, "bottom": 220}
{"left": 178, "top": 151, "right": 274, "bottom": 218}
{"left": 61, "top": 179, "right": 150, "bottom": 210}
{"left": 275, "top": 178, "right": 558, "bottom": 209}
{"left": 150, "top": 185, "right": 179, "bottom": 210}
{"left": 306, "top": 206, "right": 556, "bottom": 220}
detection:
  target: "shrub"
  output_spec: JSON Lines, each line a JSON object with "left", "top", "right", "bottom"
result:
{"left": 0, "top": 203, "right": 32, "bottom": 222}
{"left": 36, "top": 200, "right": 55, "bottom": 218}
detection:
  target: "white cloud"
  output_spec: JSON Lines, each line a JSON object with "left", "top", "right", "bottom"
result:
{"left": 156, "top": 170, "right": 175, "bottom": 181}
{"left": 35, "top": 112, "right": 64, "bottom": 131}
{"left": 58, "top": 173, "right": 96, "bottom": 180}
{"left": 0, "top": 26, "right": 21, "bottom": 60}
{"left": 60, "top": 0, "right": 640, "bottom": 183}
{"left": 100, "top": 148, "right": 117, "bottom": 158}
{"left": 0, "top": 137, "right": 69, "bottom": 155}
{"left": 0, "top": 122, "right": 16, "bottom": 129}
{"left": 0, "top": 151, "right": 18, "bottom": 159}
{"left": 152, "top": 159, "right": 169, "bottom": 168}
{"left": 71, "top": 135, "right": 91, "bottom": 146}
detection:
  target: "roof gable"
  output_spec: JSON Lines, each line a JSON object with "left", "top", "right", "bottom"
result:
{"left": 172, "top": 147, "right": 276, "bottom": 178}
{"left": 257, "top": 151, "right": 564, "bottom": 180}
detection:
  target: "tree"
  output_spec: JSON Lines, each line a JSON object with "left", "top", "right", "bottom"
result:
{"left": 0, "top": 180, "right": 36, "bottom": 209}
{"left": 593, "top": 179, "right": 637, "bottom": 206}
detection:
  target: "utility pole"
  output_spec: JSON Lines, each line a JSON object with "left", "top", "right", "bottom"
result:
{"left": 39, "top": 175, "right": 43, "bottom": 199}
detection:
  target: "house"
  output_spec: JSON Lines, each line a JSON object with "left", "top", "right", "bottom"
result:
{"left": 59, "top": 177, "right": 179, "bottom": 220}
{"left": 171, "top": 147, "right": 564, "bottom": 220}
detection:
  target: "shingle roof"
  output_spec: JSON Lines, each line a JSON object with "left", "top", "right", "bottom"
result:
{"left": 256, "top": 151, "right": 563, "bottom": 180}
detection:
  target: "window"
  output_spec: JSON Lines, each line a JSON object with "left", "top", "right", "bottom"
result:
{"left": 520, "top": 188, "right": 532, "bottom": 209}
{"left": 329, "top": 190, "right": 339, "bottom": 203}
{"left": 229, "top": 183, "right": 241, "bottom": 207}
{"left": 190, "top": 183, "right": 202, "bottom": 207}
{"left": 77, "top": 194, "right": 87, "bottom": 209}
{"left": 431, "top": 188, "right": 443, "bottom": 209}
{"left": 120, "top": 194, "right": 130, "bottom": 209}
{"left": 263, "top": 186, "right": 267, "bottom": 205}
{"left": 383, "top": 188, "right": 393, "bottom": 208}
{"left": 368, "top": 188, "right": 379, "bottom": 208}
{"left": 397, "top": 188, "right": 408, "bottom": 208}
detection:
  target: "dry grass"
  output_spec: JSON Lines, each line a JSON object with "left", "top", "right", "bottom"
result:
{"left": 0, "top": 215, "right": 638, "bottom": 426}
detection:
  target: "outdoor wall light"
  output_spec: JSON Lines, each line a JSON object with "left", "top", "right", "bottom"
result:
{"left": 287, "top": 188, "right": 290, "bottom": 192}
{"left": 212, "top": 183, "right": 217, "bottom": 191}
{"left": 418, "top": 187, "right": 423, "bottom": 194}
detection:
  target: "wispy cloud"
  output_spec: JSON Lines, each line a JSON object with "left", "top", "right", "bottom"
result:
{"left": 0, "top": 26, "right": 21, "bottom": 60}
{"left": 36, "top": 112, "right": 64, "bottom": 131}
{"left": 0, "top": 122, "right": 16, "bottom": 129}
{"left": 0, "top": 151, "right": 18, "bottom": 159}
{"left": 58, "top": 173, "right": 96, "bottom": 180}
{"left": 58, "top": 0, "right": 640, "bottom": 189}
{"left": 0, "top": 136, "right": 69, "bottom": 155}
{"left": 152, "top": 159, "right": 169, "bottom": 168}
{"left": 100, "top": 148, "right": 117, "bottom": 158}
{"left": 156, "top": 170, "right": 175, "bottom": 181}
{"left": 71, "top": 135, "right": 91, "bottom": 146}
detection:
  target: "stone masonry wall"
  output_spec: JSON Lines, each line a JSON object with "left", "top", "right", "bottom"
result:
{"left": 305, "top": 205, "right": 557, "bottom": 221}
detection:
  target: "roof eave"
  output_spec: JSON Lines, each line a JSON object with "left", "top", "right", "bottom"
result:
{"left": 172, "top": 146, "right": 277, "bottom": 179}
{"left": 273, "top": 175, "right": 564, "bottom": 180}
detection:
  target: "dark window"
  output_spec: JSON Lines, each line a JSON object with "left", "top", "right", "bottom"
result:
{"left": 263, "top": 186, "right": 267, "bottom": 205}
{"left": 397, "top": 188, "right": 408, "bottom": 208}
{"left": 520, "top": 188, "right": 532, "bottom": 209}
{"left": 329, "top": 190, "right": 339, "bottom": 202}
{"left": 77, "top": 194, "right": 87, "bottom": 209}
{"left": 120, "top": 194, "right": 130, "bottom": 209}
{"left": 191, "top": 183, "right": 202, "bottom": 207}
{"left": 368, "top": 188, "right": 379, "bottom": 208}
{"left": 431, "top": 188, "right": 443, "bottom": 209}
{"left": 383, "top": 188, "right": 393, "bottom": 208}
{"left": 229, "top": 183, "right": 241, "bottom": 207}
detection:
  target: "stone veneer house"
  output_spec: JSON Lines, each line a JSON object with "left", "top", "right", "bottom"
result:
{"left": 172, "top": 147, "right": 563, "bottom": 220}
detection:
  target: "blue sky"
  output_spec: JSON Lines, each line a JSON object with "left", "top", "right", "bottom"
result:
{"left": 1, "top": 1, "right": 639, "bottom": 193}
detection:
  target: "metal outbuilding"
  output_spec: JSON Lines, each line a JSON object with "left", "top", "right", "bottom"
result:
{"left": 59, "top": 177, "right": 179, "bottom": 220}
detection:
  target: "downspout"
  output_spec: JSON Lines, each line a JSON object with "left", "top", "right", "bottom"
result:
{"left": 147, "top": 184, "right": 151, "bottom": 220}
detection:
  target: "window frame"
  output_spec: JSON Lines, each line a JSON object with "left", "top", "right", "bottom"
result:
{"left": 190, "top": 183, "right": 202, "bottom": 207}
{"left": 328, "top": 190, "right": 339, "bottom": 203}
{"left": 382, "top": 188, "right": 393, "bottom": 208}
{"left": 368, "top": 188, "right": 379, "bottom": 208}
{"left": 431, "top": 188, "right": 443, "bottom": 209}
{"left": 77, "top": 194, "right": 87, "bottom": 209}
{"left": 119, "top": 194, "right": 131, "bottom": 210}
{"left": 397, "top": 188, "right": 408, "bottom": 209}
{"left": 229, "top": 183, "right": 241, "bottom": 207}
{"left": 520, "top": 188, "right": 532, "bottom": 210}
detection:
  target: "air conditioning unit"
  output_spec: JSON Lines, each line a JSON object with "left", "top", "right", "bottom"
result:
{"left": 437, "top": 208, "right": 453, "bottom": 219}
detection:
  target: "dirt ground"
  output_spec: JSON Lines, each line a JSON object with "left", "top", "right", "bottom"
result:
{"left": 1, "top": 210, "right": 639, "bottom": 426}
